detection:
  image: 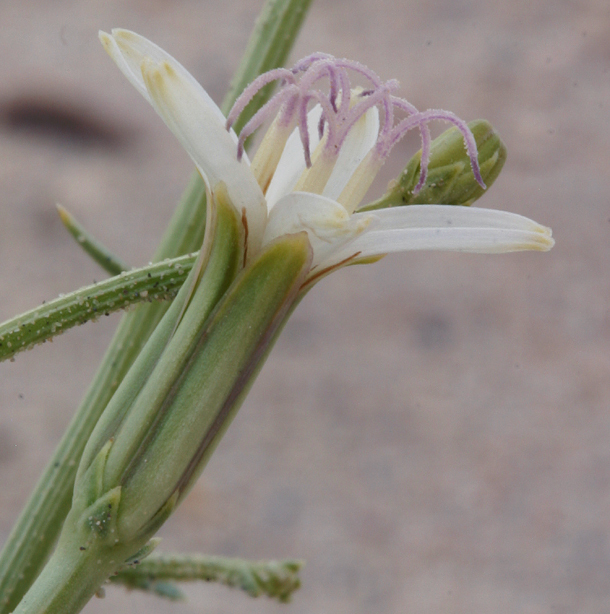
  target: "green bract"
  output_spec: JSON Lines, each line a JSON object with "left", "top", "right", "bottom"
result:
{"left": 75, "top": 188, "right": 312, "bottom": 542}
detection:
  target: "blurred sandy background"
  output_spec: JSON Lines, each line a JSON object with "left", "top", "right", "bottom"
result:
{"left": 0, "top": 0, "right": 608, "bottom": 612}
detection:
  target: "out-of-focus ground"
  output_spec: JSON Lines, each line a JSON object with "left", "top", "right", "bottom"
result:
{"left": 0, "top": 0, "right": 608, "bottom": 612}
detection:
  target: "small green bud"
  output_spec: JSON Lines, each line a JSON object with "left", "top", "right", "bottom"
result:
{"left": 363, "top": 119, "right": 507, "bottom": 210}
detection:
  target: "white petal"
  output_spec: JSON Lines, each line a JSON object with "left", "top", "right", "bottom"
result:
{"left": 360, "top": 204, "right": 553, "bottom": 234}
{"left": 265, "top": 106, "right": 323, "bottom": 210}
{"left": 348, "top": 226, "right": 554, "bottom": 255}
{"left": 100, "top": 29, "right": 226, "bottom": 126}
{"left": 100, "top": 30, "right": 266, "bottom": 254}
{"left": 321, "top": 204, "right": 554, "bottom": 266}
{"left": 141, "top": 60, "right": 267, "bottom": 253}
{"left": 100, "top": 30, "right": 152, "bottom": 103}
{"left": 322, "top": 106, "right": 379, "bottom": 202}
{"left": 263, "top": 192, "right": 374, "bottom": 267}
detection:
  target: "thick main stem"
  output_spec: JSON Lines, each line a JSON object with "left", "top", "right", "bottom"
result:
{"left": 11, "top": 490, "right": 149, "bottom": 614}
{"left": 11, "top": 539, "right": 118, "bottom": 614}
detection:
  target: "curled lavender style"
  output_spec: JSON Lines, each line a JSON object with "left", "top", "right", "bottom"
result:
{"left": 226, "top": 53, "right": 485, "bottom": 194}
{"left": 97, "top": 28, "right": 552, "bottom": 265}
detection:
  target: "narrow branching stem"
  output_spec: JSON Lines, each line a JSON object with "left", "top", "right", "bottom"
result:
{"left": 0, "top": 255, "right": 196, "bottom": 363}
{"left": 56, "top": 204, "right": 130, "bottom": 275}
{"left": 111, "top": 554, "right": 304, "bottom": 603}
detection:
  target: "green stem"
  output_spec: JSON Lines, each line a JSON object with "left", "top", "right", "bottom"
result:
{"left": 223, "top": 0, "right": 314, "bottom": 126}
{"left": 112, "top": 554, "right": 303, "bottom": 602}
{"left": 56, "top": 204, "right": 129, "bottom": 275}
{"left": 0, "top": 1, "right": 315, "bottom": 611}
{"left": 11, "top": 542, "right": 117, "bottom": 614}
{"left": 0, "top": 254, "right": 196, "bottom": 363}
{"left": 11, "top": 488, "right": 148, "bottom": 614}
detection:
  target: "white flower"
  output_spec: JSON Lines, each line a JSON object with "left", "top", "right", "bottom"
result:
{"left": 100, "top": 29, "right": 553, "bottom": 278}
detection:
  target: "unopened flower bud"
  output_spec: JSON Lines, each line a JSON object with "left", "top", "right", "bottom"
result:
{"left": 363, "top": 120, "right": 507, "bottom": 210}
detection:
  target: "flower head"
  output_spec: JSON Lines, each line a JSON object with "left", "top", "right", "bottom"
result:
{"left": 100, "top": 29, "right": 553, "bottom": 277}
{"left": 62, "top": 30, "right": 556, "bottom": 563}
